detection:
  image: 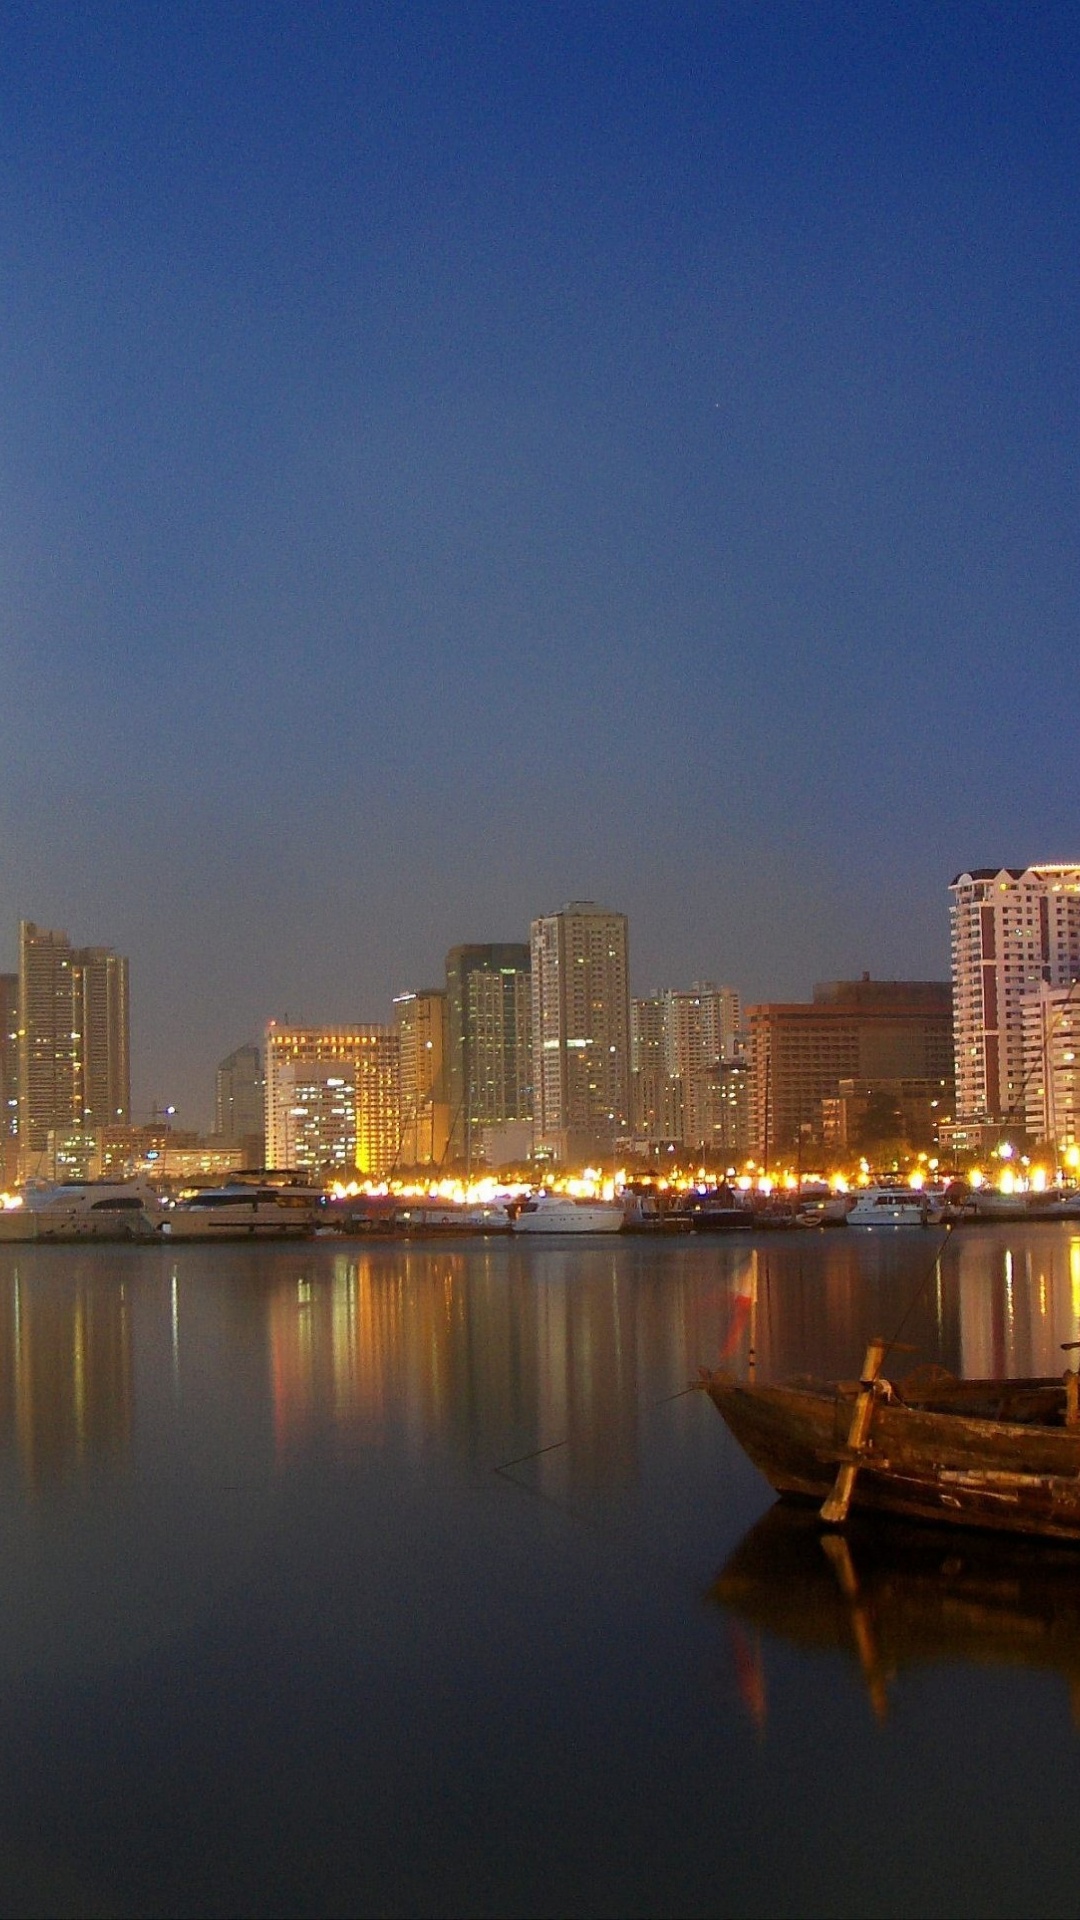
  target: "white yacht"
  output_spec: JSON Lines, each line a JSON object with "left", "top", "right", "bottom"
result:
{"left": 161, "top": 1184, "right": 319, "bottom": 1240}
{"left": 846, "top": 1187, "right": 938, "bottom": 1229}
{"left": 958, "top": 1188, "right": 1031, "bottom": 1222}
{"left": 392, "top": 1202, "right": 513, "bottom": 1234}
{"left": 511, "top": 1193, "right": 625, "bottom": 1235}
{"left": 0, "top": 1179, "right": 166, "bottom": 1241}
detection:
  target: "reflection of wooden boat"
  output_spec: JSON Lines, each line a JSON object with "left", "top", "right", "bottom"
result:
{"left": 704, "top": 1340, "right": 1080, "bottom": 1541}
{"left": 711, "top": 1503, "right": 1080, "bottom": 1721}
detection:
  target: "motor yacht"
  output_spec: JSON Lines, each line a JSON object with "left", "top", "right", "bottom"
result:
{"left": 0, "top": 1179, "right": 166, "bottom": 1241}
{"left": 392, "top": 1202, "right": 513, "bottom": 1234}
{"left": 161, "top": 1184, "right": 319, "bottom": 1239}
{"left": 846, "top": 1186, "right": 939, "bottom": 1228}
{"left": 959, "top": 1188, "right": 1032, "bottom": 1222}
{"left": 511, "top": 1193, "right": 625, "bottom": 1234}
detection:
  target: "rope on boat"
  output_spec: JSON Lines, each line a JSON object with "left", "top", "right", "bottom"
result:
{"left": 491, "top": 1380, "right": 704, "bottom": 1476}
{"left": 492, "top": 1437, "right": 568, "bottom": 1475}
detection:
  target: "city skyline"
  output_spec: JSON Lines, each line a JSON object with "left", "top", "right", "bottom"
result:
{"left": 1, "top": 6, "right": 1075, "bottom": 1126}
{"left": 11, "top": 866, "right": 1080, "bottom": 1171}
{"left": 0, "top": 889, "right": 953, "bottom": 1136}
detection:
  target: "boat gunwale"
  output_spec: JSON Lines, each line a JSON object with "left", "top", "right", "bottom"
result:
{"left": 704, "top": 1368, "right": 1080, "bottom": 1539}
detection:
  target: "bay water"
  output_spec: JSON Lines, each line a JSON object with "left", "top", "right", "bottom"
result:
{"left": 0, "top": 1224, "right": 1078, "bottom": 1916}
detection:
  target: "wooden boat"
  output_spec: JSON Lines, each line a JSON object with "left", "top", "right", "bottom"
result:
{"left": 704, "top": 1337, "right": 1080, "bottom": 1542}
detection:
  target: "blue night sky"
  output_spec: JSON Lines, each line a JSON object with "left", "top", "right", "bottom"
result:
{"left": 0, "top": 1, "right": 1076, "bottom": 1126}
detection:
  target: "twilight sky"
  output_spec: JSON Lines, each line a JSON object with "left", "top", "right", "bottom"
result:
{"left": 1, "top": 1, "right": 1077, "bottom": 1127}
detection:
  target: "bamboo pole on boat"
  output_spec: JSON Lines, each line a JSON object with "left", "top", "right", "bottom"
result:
{"left": 820, "top": 1338, "right": 888, "bottom": 1526}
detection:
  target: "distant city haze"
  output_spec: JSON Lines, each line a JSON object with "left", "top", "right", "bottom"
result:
{"left": 1, "top": 5, "right": 1075, "bottom": 1127}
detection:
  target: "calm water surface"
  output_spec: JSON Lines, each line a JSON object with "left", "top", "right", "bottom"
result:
{"left": 1, "top": 1225, "right": 1079, "bottom": 1917}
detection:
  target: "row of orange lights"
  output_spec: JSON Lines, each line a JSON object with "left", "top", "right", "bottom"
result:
{"left": 3, "top": 1142, "right": 1079, "bottom": 1213}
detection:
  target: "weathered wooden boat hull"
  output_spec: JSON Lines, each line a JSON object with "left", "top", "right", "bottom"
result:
{"left": 706, "top": 1372, "right": 1080, "bottom": 1541}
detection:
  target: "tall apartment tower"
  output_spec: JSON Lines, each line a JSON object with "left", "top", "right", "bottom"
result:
{"left": 630, "top": 996, "right": 670, "bottom": 1138}
{"left": 663, "top": 983, "right": 742, "bottom": 1147}
{"left": 631, "top": 984, "right": 745, "bottom": 1151}
{"left": 0, "top": 974, "right": 18, "bottom": 1188}
{"left": 444, "top": 945, "right": 531, "bottom": 1163}
{"left": 18, "top": 921, "right": 130, "bottom": 1173}
{"left": 530, "top": 902, "right": 630, "bottom": 1162}
{"left": 1021, "top": 983, "right": 1080, "bottom": 1151}
{"left": 950, "top": 866, "right": 1080, "bottom": 1127}
{"left": 215, "top": 1044, "right": 265, "bottom": 1148}
{"left": 393, "top": 990, "right": 450, "bottom": 1168}
{"left": 265, "top": 1023, "right": 401, "bottom": 1179}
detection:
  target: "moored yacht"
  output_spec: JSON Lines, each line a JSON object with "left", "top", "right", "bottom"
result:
{"left": 161, "top": 1184, "right": 320, "bottom": 1239}
{"left": 0, "top": 1179, "right": 166, "bottom": 1241}
{"left": 959, "top": 1188, "right": 1031, "bottom": 1222}
{"left": 392, "top": 1201, "right": 513, "bottom": 1234}
{"left": 511, "top": 1193, "right": 625, "bottom": 1234}
{"left": 846, "top": 1186, "right": 939, "bottom": 1228}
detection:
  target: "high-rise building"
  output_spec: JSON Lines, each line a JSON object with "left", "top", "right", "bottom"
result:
{"left": 269, "top": 1061, "right": 357, "bottom": 1177}
{"left": 215, "top": 1044, "right": 265, "bottom": 1145}
{"left": 444, "top": 945, "right": 531, "bottom": 1163}
{"left": 354, "top": 1027, "right": 401, "bottom": 1179}
{"left": 1021, "top": 983, "right": 1080, "bottom": 1152}
{"left": 696, "top": 1055, "right": 752, "bottom": 1160}
{"left": 393, "top": 990, "right": 450, "bottom": 1168}
{"left": 17, "top": 921, "right": 129, "bottom": 1177}
{"left": 747, "top": 977, "right": 953, "bottom": 1160}
{"left": 950, "top": 866, "right": 1080, "bottom": 1127}
{"left": 265, "top": 1024, "right": 401, "bottom": 1180}
{"left": 662, "top": 983, "right": 742, "bottom": 1148}
{"left": 630, "top": 996, "right": 670, "bottom": 1139}
{"left": 0, "top": 975, "right": 17, "bottom": 1188}
{"left": 631, "top": 984, "right": 743, "bottom": 1151}
{"left": 530, "top": 902, "right": 630, "bottom": 1162}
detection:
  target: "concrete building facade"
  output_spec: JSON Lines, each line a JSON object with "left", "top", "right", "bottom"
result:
{"left": 1021, "top": 982, "right": 1080, "bottom": 1152}
{"left": 631, "top": 983, "right": 744, "bottom": 1152}
{"left": 444, "top": 944, "right": 531, "bottom": 1164}
{"left": 630, "top": 995, "right": 670, "bottom": 1140}
{"left": 662, "top": 983, "right": 742, "bottom": 1149}
{"left": 950, "top": 866, "right": 1080, "bottom": 1127}
{"left": 747, "top": 977, "right": 953, "bottom": 1161}
{"left": 0, "top": 974, "right": 17, "bottom": 1188}
{"left": 530, "top": 903, "right": 630, "bottom": 1162}
{"left": 265, "top": 1023, "right": 401, "bottom": 1180}
{"left": 393, "top": 989, "right": 450, "bottom": 1168}
{"left": 17, "top": 921, "right": 130, "bottom": 1178}
{"left": 215, "top": 1044, "right": 265, "bottom": 1145}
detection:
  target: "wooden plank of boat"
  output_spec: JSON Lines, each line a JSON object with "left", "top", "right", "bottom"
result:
{"left": 704, "top": 1358, "right": 1080, "bottom": 1542}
